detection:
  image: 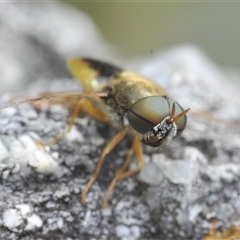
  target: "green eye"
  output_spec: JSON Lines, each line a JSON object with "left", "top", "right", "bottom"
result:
{"left": 127, "top": 96, "right": 187, "bottom": 136}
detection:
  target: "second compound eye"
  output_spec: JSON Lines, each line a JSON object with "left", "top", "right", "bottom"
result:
{"left": 127, "top": 96, "right": 187, "bottom": 135}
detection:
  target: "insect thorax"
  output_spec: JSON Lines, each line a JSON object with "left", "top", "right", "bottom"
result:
{"left": 100, "top": 72, "right": 168, "bottom": 130}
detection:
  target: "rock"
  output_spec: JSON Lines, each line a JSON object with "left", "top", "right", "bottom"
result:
{"left": 0, "top": 2, "right": 240, "bottom": 240}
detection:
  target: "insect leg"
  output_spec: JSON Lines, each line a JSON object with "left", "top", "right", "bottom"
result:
{"left": 36, "top": 97, "right": 108, "bottom": 146}
{"left": 101, "top": 137, "right": 144, "bottom": 209}
{"left": 115, "top": 137, "right": 144, "bottom": 180}
{"left": 81, "top": 128, "right": 128, "bottom": 205}
{"left": 77, "top": 98, "right": 108, "bottom": 123}
{"left": 101, "top": 139, "right": 136, "bottom": 209}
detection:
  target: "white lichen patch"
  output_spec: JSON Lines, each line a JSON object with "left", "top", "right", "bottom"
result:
{"left": 65, "top": 125, "right": 84, "bottom": 142}
{"left": 2, "top": 209, "right": 23, "bottom": 232}
{"left": 24, "top": 214, "right": 43, "bottom": 231}
{"left": 3, "top": 204, "right": 43, "bottom": 232}
{"left": 16, "top": 204, "right": 31, "bottom": 216}
{"left": 20, "top": 135, "right": 58, "bottom": 173}
{"left": 0, "top": 134, "right": 58, "bottom": 178}
{"left": 115, "top": 224, "right": 141, "bottom": 239}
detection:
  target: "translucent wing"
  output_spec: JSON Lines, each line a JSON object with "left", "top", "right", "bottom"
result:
{"left": 67, "top": 58, "right": 122, "bottom": 93}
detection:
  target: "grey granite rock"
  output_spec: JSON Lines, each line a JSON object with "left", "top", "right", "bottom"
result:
{"left": 0, "top": 2, "right": 240, "bottom": 240}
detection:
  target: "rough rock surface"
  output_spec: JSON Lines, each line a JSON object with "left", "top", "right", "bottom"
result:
{"left": 0, "top": 2, "right": 240, "bottom": 240}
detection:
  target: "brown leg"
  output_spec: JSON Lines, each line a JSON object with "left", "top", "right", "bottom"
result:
{"left": 116, "top": 137, "right": 144, "bottom": 179}
{"left": 35, "top": 98, "right": 108, "bottom": 146}
{"left": 102, "top": 137, "right": 144, "bottom": 209}
{"left": 81, "top": 128, "right": 128, "bottom": 205}
{"left": 78, "top": 98, "right": 108, "bottom": 123}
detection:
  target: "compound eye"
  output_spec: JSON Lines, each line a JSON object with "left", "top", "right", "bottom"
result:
{"left": 127, "top": 96, "right": 187, "bottom": 136}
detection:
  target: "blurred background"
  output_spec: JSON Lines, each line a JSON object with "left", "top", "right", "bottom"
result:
{"left": 69, "top": 2, "right": 240, "bottom": 69}
{"left": 0, "top": 2, "right": 240, "bottom": 95}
